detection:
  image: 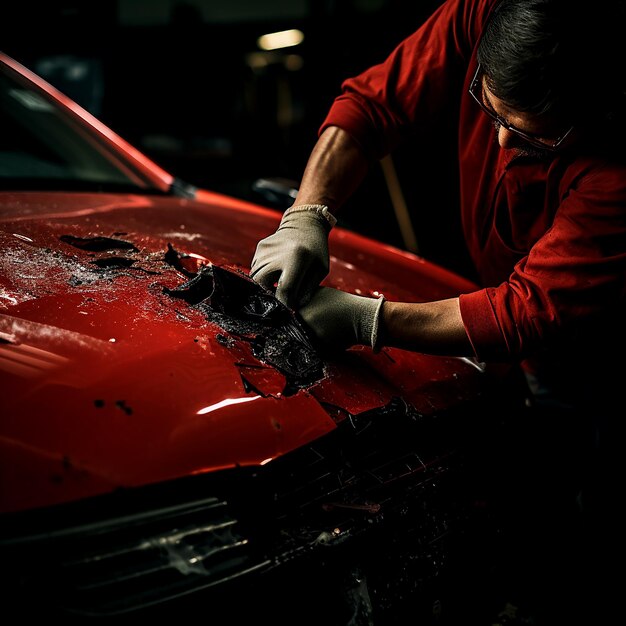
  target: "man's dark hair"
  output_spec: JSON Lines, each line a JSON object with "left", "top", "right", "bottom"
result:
{"left": 477, "top": 0, "right": 626, "bottom": 132}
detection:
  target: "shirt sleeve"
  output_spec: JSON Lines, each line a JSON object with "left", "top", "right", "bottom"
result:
{"left": 319, "top": 0, "right": 499, "bottom": 159}
{"left": 460, "top": 159, "right": 626, "bottom": 361}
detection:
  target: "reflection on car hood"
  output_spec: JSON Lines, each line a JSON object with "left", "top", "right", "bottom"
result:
{"left": 0, "top": 192, "right": 498, "bottom": 514}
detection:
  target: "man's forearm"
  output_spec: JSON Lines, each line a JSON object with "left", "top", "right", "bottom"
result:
{"left": 294, "top": 126, "right": 371, "bottom": 213}
{"left": 294, "top": 128, "right": 472, "bottom": 356}
{"left": 381, "top": 298, "right": 474, "bottom": 356}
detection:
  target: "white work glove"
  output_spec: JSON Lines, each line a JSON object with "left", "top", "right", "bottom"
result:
{"left": 299, "top": 286, "right": 386, "bottom": 352}
{"left": 250, "top": 204, "right": 337, "bottom": 309}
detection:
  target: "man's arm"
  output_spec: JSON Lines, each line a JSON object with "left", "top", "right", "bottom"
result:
{"left": 299, "top": 287, "right": 474, "bottom": 357}
{"left": 281, "top": 126, "right": 473, "bottom": 357}
{"left": 382, "top": 298, "right": 473, "bottom": 355}
{"left": 250, "top": 126, "right": 371, "bottom": 308}
{"left": 292, "top": 125, "right": 371, "bottom": 212}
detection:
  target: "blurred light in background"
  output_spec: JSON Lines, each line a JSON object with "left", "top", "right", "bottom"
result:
{"left": 257, "top": 29, "right": 304, "bottom": 51}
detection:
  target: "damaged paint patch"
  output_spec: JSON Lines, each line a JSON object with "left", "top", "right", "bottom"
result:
{"left": 165, "top": 265, "right": 325, "bottom": 391}
{"left": 163, "top": 243, "right": 205, "bottom": 277}
{"left": 90, "top": 257, "right": 137, "bottom": 269}
{"left": 59, "top": 235, "right": 139, "bottom": 252}
{"left": 89, "top": 257, "right": 161, "bottom": 276}
{"left": 115, "top": 400, "right": 133, "bottom": 415}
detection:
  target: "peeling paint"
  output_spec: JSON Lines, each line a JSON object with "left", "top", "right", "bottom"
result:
{"left": 165, "top": 265, "right": 325, "bottom": 392}
{"left": 59, "top": 234, "right": 139, "bottom": 252}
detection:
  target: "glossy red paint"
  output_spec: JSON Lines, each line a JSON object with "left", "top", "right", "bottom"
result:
{"left": 0, "top": 191, "right": 492, "bottom": 514}
{"left": 0, "top": 53, "right": 506, "bottom": 516}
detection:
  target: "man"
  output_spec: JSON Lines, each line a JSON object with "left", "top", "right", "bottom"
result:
{"left": 251, "top": 0, "right": 625, "bottom": 621}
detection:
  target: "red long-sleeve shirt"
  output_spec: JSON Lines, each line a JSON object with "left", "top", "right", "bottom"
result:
{"left": 320, "top": 0, "right": 626, "bottom": 403}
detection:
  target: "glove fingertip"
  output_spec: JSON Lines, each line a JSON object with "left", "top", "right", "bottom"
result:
{"left": 275, "top": 285, "right": 293, "bottom": 309}
{"left": 251, "top": 267, "right": 278, "bottom": 289}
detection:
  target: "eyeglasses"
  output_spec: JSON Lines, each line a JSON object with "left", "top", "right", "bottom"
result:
{"left": 469, "top": 63, "right": 574, "bottom": 150}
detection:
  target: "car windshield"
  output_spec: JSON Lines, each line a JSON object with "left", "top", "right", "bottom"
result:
{"left": 0, "top": 64, "right": 162, "bottom": 193}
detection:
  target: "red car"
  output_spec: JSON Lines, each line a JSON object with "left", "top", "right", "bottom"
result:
{"left": 0, "top": 52, "right": 526, "bottom": 623}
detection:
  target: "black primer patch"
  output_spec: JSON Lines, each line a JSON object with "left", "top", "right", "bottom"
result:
{"left": 60, "top": 235, "right": 139, "bottom": 252}
{"left": 163, "top": 265, "right": 215, "bottom": 305}
{"left": 115, "top": 400, "right": 133, "bottom": 415}
{"left": 165, "top": 265, "right": 324, "bottom": 391}
{"left": 164, "top": 243, "right": 198, "bottom": 277}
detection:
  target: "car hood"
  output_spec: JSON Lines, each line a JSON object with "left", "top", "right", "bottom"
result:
{"left": 0, "top": 191, "right": 496, "bottom": 514}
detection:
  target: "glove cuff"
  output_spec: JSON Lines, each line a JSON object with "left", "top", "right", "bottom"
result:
{"left": 282, "top": 204, "right": 338, "bottom": 229}
{"left": 371, "top": 295, "right": 386, "bottom": 353}
{"left": 360, "top": 294, "right": 386, "bottom": 352}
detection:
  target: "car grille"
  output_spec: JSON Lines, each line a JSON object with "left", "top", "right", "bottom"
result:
{"left": 0, "top": 492, "right": 273, "bottom": 617}
{"left": 0, "top": 396, "right": 508, "bottom": 620}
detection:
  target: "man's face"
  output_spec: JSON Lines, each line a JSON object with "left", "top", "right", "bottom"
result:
{"left": 468, "top": 64, "right": 576, "bottom": 157}
{"left": 482, "top": 83, "right": 566, "bottom": 157}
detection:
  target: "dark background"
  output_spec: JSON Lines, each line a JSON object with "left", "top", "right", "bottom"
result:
{"left": 1, "top": 0, "right": 475, "bottom": 278}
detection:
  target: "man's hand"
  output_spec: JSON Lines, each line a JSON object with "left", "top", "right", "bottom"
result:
{"left": 299, "top": 286, "right": 386, "bottom": 352}
{"left": 250, "top": 205, "right": 336, "bottom": 309}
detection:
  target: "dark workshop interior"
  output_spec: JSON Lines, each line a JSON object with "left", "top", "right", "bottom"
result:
{"left": 1, "top": 0, "right": 475, "bottom": 278}
{"left": 1, "top": 2, "right": 607, "bottom": 624}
